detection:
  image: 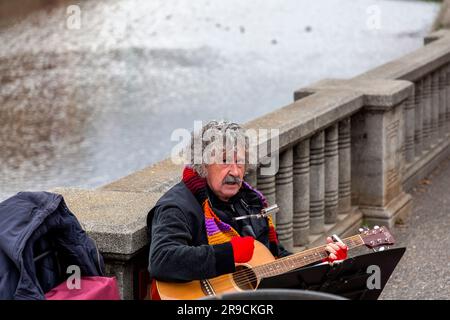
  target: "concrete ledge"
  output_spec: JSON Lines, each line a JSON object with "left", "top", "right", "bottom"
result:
{"left": 50, "top": 188, "right": 162, "bottom": 255}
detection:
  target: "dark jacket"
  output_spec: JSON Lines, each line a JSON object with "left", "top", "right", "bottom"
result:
{"left": 0, "top": 192, "right": 104, "bottom": 300}
{"left": 147, "top": 181, "right": 290, "bottom": 282}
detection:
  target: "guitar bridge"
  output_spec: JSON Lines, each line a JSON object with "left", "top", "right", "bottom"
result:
{"left": 200, "top": 279, "right": 216, "bottom": 297}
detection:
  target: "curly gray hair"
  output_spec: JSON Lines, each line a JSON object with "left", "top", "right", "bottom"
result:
{"left": 184, "top": 120, "right": 255, "bottom": 178}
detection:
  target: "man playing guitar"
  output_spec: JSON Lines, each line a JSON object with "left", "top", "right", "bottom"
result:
{"left": 147, "top": 121, "right": 348, "bottom": 300}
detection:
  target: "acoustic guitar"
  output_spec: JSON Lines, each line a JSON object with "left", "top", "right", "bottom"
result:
{"left": 155, "top": 226, "right": 395, "bottom": 300}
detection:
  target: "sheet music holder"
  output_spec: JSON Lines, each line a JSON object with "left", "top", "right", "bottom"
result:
{"left": 258, "top": 247, "right": 406, "bottom": 300}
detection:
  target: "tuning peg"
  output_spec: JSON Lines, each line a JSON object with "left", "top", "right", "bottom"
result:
{"left": 374, "top": 225, "right": 380, "bottom": 230}
{"left": 358, "top": 228, "right": 364, "bottom": 233}
{"left": 378, "top": 246, "right": 385, "bottom": 251}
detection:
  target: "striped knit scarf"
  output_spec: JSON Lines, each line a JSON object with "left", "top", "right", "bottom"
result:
{"left": 182, "top": 166, "right": 280, "bottom": 256}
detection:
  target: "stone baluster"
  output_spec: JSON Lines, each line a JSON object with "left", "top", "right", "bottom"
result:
{"left": 338, "top": 118, "right": 352, "bottom": 215}
{"left": 414, "top": 78, "right": 424, "bottom": 157}
{"left": 257, "top": 162, "right": 276, "bottom": 222}
{"left": 275, "top": 148, "right": 294, "bottom": 252}
{"left": 446, "top": 65, "right": 450, "bottom": 134}
{"left": 439, "top": 67, "right": 447, "bottom": 136}
{"left": 423, "top": 74, "right": 432, "bottom": 148}
{"left": 293, "top": 140, "right": 310, "bottom": 247}
{"left": 309, "top": 131, "right": 325, "bottom": 234}
{"left": 324, "top": 124, "right": 339, "bottom": 224}
{"left": 431, "top": 70, "right": 440, "bottom": 143}
{"left": 404, "top": 92, "right": 416, "bottom": 163}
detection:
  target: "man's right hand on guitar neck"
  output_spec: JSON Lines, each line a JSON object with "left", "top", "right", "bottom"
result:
{"left": 323, "top": 237, "right": 348, "bottom": 264}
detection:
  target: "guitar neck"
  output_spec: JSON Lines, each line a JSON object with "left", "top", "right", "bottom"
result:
{"left": 253, "top": 235, "right": 364, "bottom": 279}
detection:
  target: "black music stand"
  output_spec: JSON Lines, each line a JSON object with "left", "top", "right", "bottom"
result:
{"left": 258, "top": 247, "right": 406, "bottom": 300}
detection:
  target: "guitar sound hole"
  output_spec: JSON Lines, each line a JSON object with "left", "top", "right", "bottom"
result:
{"left": 232, "top": 265, "right": 258, "bottom": 290}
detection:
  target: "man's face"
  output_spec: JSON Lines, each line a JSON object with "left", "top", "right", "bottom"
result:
{"left": 205, "top": 148, "right": 246, "bottom": 202}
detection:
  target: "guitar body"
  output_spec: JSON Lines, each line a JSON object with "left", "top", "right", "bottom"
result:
{"left": 155, "top": 240, "right": 276, "bottom": 300}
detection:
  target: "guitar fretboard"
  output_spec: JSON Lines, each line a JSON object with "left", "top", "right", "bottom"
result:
{"left": 251, "top": 235, "right": 364, "bottom": 279}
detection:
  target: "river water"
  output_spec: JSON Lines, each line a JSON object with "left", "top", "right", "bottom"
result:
{"left": 0, "top": 0, "right": 440, "bottom": 201}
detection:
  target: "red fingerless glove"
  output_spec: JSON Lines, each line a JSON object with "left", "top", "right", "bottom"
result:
{"left": 230, "top": 236, "right": 255, "bottom": 263}
{"left": 322, "top": 245, "right": 348, "bottom": 263}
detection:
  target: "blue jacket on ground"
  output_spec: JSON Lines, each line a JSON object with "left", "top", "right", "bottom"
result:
{"left": 0, "top": 192, "right": 104, "bottom": 300}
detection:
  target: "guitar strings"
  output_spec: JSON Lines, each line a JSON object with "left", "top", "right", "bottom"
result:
{"left": 218, "top": 235, "right": 361, "bottom": 287}
{"left": 197, "top": 224, "right": 390, "bottom": 294}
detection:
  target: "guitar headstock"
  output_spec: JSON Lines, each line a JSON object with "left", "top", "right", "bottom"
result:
{"left": 359, "top": 226, "right": 395, "bottom": 249}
